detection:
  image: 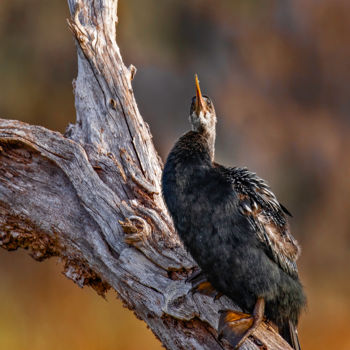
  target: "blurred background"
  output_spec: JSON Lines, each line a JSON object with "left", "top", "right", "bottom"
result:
{"left": 1, "top": 0, "right": 349, "bottom": 349}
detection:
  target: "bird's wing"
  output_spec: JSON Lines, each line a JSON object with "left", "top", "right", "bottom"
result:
{"left": 226, "top": 167, "right": 300, "bottom": 277}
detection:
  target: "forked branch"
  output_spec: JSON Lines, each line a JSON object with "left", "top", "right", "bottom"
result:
{"left": 0, "top": 1, "right": 292, "bottom": 349}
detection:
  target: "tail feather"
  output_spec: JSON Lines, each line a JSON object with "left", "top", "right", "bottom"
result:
{"left": 281, "top": 321, "right": 301, "bottom": 350}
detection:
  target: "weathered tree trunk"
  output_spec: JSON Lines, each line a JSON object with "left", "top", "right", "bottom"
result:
{"left": 0, "top": 1, "right": 292, "bottom": 349}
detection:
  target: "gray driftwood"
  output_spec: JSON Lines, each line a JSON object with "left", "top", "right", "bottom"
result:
{"left": 0, "top": 1, "right": 293, "bottom": 349}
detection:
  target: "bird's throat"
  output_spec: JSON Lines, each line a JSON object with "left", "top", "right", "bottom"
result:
{"left": 203, "top": 128, "right": 216, "bottom": 162}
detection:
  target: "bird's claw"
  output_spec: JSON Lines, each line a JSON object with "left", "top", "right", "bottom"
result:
{"left": 218, "top": 298, "right": 265, "bottom": 349}
{"left": 186, "top": 270, "right": 222, "bottom": 300}
{"left": 218, "top": 310, "right": 254, "bottom": 349}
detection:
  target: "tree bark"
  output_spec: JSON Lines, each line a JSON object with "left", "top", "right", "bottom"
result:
{"left": 0, "top": 1, "right": 292, "bottom": 349}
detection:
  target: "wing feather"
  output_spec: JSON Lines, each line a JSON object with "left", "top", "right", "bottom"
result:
{"left": 225, "top": 166, "right": 300, "bottom": 277}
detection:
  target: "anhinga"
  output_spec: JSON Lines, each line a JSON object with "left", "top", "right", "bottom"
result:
{"left": 161, "top": 75, "right": 306, "bottom": 349}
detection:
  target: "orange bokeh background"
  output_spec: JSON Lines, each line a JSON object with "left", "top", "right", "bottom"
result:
{"left": 1, "top": 1, "right": 349, "bottom": 349}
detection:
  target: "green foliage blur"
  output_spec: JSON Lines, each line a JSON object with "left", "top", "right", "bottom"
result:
{"left": 1, "top": 0, "right": 349, "bottom": 349}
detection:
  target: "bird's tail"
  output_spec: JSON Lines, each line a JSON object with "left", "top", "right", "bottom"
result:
{"left": 280, "top": 321, "right": 301, "bottom": 350}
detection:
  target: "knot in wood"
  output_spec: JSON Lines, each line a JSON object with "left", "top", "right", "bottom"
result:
{"left": 119, "top": 216, "right": 150, "bottom": 246}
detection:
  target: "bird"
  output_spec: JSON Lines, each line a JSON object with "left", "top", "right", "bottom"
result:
{"left": 161, "top": 75, "right": 306, "bottom": 349}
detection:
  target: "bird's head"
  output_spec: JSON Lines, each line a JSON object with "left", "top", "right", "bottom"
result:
{"left": 189, "top": 75, "right": 216, "bottom": 135}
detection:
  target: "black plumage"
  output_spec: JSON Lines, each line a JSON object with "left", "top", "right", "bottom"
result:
{"left": 162, "top": 76, "right": 306, "bottom": 349}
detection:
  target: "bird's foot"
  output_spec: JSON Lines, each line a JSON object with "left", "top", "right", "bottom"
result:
{"left": 218, "top": 298, "right": 265, "bottom": 349}
{"left": 193, "top": 281, "right": 223, "bottom": 300}
{"left": 186, "top": 270, "right": 222, "bottom": 300}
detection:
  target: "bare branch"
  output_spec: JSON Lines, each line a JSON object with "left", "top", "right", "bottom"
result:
{"left": 0, "top": 1, "right": 293, "bottom": 349}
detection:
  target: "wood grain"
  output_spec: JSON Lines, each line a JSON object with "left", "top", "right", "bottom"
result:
{"left": 0, "top": 1, "right": 293, "bottom": 349}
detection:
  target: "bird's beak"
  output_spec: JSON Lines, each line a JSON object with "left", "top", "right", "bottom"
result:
{"left": 195, "top": 74, "right": 206, "bottom": 115}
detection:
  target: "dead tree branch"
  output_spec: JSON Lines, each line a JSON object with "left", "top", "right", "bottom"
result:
{"left": 0, "top": 1, "right": 292, "bottom": 349}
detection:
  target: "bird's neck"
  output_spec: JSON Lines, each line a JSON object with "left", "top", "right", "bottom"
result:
{"left": 202, "top": 129, "right": 216, "bottom": 162}
{"left": 173, "top": 130, "right": 215, "bottom": 166}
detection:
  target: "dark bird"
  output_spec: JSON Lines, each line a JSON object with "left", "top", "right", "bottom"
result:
{"left": 161, "top": 75, "right": 306, "bottom": 349}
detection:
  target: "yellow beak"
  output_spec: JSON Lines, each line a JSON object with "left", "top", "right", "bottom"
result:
{"left": 195, "top": 74, "right": 206, "bottom": 115}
